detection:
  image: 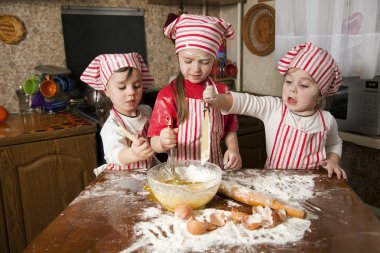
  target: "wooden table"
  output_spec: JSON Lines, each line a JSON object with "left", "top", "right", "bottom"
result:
{"left": 23, "top": 169, "right": 380, "bottom": 253}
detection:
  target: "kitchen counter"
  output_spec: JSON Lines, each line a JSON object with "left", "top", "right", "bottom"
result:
{"left": 0, "top": 112, "right": 98, "bottom": 253}
{"left": 23, "top": 169, "right": 380, "bottom": 252}
{"left": 0, "top": 111, "right": 97, "bottom": 146}
{"left": 339, "top": 131, "right": 380, "bottom": 149}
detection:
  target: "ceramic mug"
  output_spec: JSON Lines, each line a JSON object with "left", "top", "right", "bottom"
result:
{"left": 40, "top": 75, "right": 61, "bottom": 98}
{"left": 53, "top": 75, "right": 68, "bottom": 92}
{"left": 62, "top": 75, "right": 75, "bottom": 92}
{"left": 23, "top": 74, "right": 41, "bottom": 95}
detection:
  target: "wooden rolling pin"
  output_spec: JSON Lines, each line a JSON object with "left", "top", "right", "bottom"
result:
{"left": 218, "top": 180, "right": 307, "bottom": 219}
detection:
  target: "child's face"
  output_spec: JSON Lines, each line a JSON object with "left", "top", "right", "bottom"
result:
{"left": 105, "top": 68, "right": 143, "bottom": 116}
{"left": 178, "top": 49, "right": 214, "bottom": 83}
{"left": 282, "top": 68, "right": 321, "bottom": 116}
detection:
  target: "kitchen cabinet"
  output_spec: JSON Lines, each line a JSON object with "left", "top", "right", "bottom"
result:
{"left": 0, "top": 112, "right": 97, "bottom": 253}
{"left": 340, "top": 140, "right": 380, "bottom": 208}
{"left": 222, "top": 115, "right": 266, "bottom": 168}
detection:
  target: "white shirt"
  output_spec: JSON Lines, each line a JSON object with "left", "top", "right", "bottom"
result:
{"left": 100, "top": 105, "right": 152, "bottom": 165}
{"left": 226, "top": 92, "right": 342, "bottom": 157}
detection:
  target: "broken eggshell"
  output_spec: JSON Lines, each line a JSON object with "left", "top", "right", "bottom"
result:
{"left": 242, "top": 213, "right": 261, "bottom": 230}
{"left": 187, "top": 217, "right": 208, "bottom": 235}
{"left": 174, "top": 204, "right": 193, "bottom": 220}
{"left": 230, "top": 208, "right": 249, "bottom": 224}
{"left": 209, "top": 212, "right": 227, "bottom": 227}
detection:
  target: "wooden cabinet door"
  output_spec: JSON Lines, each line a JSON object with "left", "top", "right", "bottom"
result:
{"left": 0, "top": 165, "right": 9, "bottom": 253}
{"left": 221, "top": 115, "right": 266, "bottom": 169}
{"left": 0, "top": 133, "right": 97, "bottom": 253}
{"left": 238, "top": 132, "right": 266, "bottom": 168}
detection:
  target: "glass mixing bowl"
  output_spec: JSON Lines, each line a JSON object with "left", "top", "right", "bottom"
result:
{"left": 147, "top": 160, "right": 222, "bottom": 211}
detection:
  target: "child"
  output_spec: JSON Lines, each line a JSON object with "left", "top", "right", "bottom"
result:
{"left": 203, "top": 42, "right": 347, "bottom": 179}
{"left": 148, "top": 14, "right": 242, "bottom": 170}
{"left": 81, "top": 53, "right": 155, "bottom": 176}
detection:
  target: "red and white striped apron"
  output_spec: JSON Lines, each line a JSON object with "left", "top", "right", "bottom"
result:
{"left": 107, "top": 108, "right": 152, "bottom": 171}
{"left": 169, "top": 81, "right": 225, "bottom": 168}
{"left": 265, "top": 106, "right": 327, "bottom": 170}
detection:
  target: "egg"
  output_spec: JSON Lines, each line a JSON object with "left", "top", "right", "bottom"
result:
{"left": 174, "top": 204, "right": 193, "bottom": 220}
{"left": 267, "top": 210, "right": 279, "bottom": 228}
{"left": 187, "top": 217, "right": 208, "bottom": 235}
{"left": 253, "top": 205, "right": 264, "bottom": 214}
{"left": 230, "top": 208, "right": 249, "bottom": 224}
{"left": 242, "top": 214, "right": 261, "bottom": 230}
{"left": 256, "top": 206, "right": 279, "bottom": 228}
{"left": 209, "top": 212, "right": 226, "bottom": 227}
{"left": 277, "top": 209, "right": 287, "bottom": 222}
{"left": 207, "top": 222, "right": 217, "bottom": 231}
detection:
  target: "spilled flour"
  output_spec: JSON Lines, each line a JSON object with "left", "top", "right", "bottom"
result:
{"left": 120, "top": 172, "right": 317, "bottom": 253}
{"left": 122, "top": 207, "right": 311, "bottom": 253}
{"left": 226, "top": 170, "right": 317, "bottom": 207}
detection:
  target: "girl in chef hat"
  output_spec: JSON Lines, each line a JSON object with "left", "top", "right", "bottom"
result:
{"left": 147, "top": 14, "right": 242, "bottom": 170}
{"left": 204, "top": 42, "right": 347, "bottom": 179}
{"left": 81, "top": 53, "right": 155, "bottom": 176}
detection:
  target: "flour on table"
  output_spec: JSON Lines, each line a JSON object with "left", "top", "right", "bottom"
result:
{"left": 225, "top": 171, "right": 317, "bottom": 206}
{"left": 121, "top": 208, "right": 311, "bottom": 253}
{"left": 71, "top": 173, "right": 147, "bottom": 203}
{"left": 121, "top": 172, "right": 317, "bottom": 253}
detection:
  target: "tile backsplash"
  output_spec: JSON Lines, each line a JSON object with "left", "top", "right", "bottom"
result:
{"left": 0, "top": 0, "right": 219, "bottom": 113}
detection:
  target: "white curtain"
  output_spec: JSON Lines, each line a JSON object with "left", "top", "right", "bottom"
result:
{"left": 275, "top": 0, "right": 380, "bottom": 79}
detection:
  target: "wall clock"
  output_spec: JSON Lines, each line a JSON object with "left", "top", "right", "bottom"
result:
{"left": 243, "top": 3, "right": 275, "bottom": 56}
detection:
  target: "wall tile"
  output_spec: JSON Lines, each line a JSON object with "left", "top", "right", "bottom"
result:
{"left": 0, "top": 0, "right": 218, "bottom": 112}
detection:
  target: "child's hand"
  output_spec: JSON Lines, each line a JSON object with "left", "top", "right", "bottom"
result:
{"left": 319, "top": 159, "right": 347, "bottom": 180}
{"left": 159, "top": 127, "right": 178, "bottom": 151}
{"left": 223, "top": 149, "right": 242, "bottom": 170}
{"left": 131, "top": 138, "right": 154, "bottom": 160}
{"left": 203, "top": 85, "right": 219, "bottom": 106}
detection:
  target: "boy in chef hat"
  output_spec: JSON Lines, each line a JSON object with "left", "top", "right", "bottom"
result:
{"left": 148, "top": 14, "right": 242, "bottom": 170}
{"left": 204, "top": 42, "right": 347, "bottom": 179}
{"left": 81, "top": 53, "right": 156, "bottom": 176}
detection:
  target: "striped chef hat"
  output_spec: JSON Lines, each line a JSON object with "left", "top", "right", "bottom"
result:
{"left": 80, "top": 53, "right": 154, "bottom": 91}
{"left": 163, "top": 14, "right": 235, "bottom": 58}
{"left": 278, "top": 42, "right": 342, "bottom": 96}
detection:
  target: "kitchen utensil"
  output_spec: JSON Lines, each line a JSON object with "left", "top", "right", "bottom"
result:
{"left": 115, "top": 121, "right": 161, "bottom": 165}
{"left": 84, "top": 89, "right": 103, "bottom": 105}
{"left": 218, "top": 180, "right": 306, "bottom": 219}
{"left": 31, "top": 91, "right": 47, "bottom": 108}
{"left": 40, "top": 75, "right": 61, "bottom": 98}
{"left": 201, "top": 82, "right": 211, "bottom": 165}
{"left": 15, "top": 87, "right": 32, "bottom": 114}
{"left": 23, "top": 74, "right": 40, "bottom": 95}
{"left": 147, "top": 160, "right": 222, "bottom": 211}
{"left": 34, "top": 65, "right": 71, "bottom": 75}
{"left": 53, "top": 75, "right": 68, "bottom": 92}
{"left": 166, "top": 116, "right": 181, "bottom": 180}
{"left": 62, "top": 75, "right": 75, "bottom": 92}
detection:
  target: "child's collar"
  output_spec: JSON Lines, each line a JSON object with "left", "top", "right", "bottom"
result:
{"left": 289, "top": 109, "right": 317, "bottom": 118}
{"left": 113, "top": 107, "right": 140, "bottom": 118}
{"left": 184, "top": 79, "right": 207, "bottom": 86}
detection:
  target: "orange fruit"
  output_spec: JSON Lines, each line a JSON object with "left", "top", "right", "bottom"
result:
{"left": 0, "top": 106, "right": 9, "bottom": 124}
